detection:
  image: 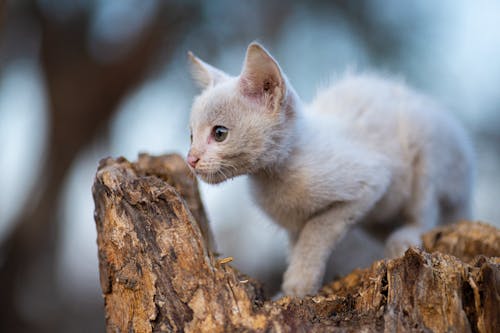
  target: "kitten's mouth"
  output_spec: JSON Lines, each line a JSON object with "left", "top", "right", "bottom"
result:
{"left": 194, "top": 169, "right": 229, "bottom": 184}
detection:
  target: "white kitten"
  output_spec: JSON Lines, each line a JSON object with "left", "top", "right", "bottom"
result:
{"left": 187, "top": 43, "right": 474, "bottom": 297}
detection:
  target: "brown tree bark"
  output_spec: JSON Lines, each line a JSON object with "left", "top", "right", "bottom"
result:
{"left": 93, "top": 154, "right": 500, "bottom": 333}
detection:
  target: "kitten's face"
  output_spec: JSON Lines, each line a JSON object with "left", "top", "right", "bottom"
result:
{"left": 187, "top": 43, "right": 291, "bottom": 184}
{"left": 189, "top": 80, "right": 279, "bottom": 183}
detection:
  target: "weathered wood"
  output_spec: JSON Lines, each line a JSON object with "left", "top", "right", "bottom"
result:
{"left": 93, "top": 154, "right": 500, "bottom": 333}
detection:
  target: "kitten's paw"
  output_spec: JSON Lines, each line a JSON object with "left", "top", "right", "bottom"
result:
{"left": 385, "top": 226, "right": 422, "bottom": 258}
{"left": 282, "top": 267, "right": 321, "bottom": 297}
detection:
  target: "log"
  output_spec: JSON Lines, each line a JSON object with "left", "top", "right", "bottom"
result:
{"left": 93, "top": 154, "right": 500, "bottom": 333}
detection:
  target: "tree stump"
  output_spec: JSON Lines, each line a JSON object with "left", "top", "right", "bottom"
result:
{"left": 93, "top": 154, "right": 500, "bottom": 333}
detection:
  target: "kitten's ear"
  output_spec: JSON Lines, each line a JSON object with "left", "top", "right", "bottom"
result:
{"left": 188, "top": 51, "right": 229, "bottom": 89}
{"left": 239, "top": 43, "right": 285, "bottom": 109}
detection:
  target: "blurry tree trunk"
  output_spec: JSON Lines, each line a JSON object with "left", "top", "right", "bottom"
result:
{"left": 0, "top": 4, "right": 196, "bottom": 332}
{"left": 93, "top": 154, "right": 500, "bottom": 333}
{"left": 0, "top": 0, "right": 5, "bottom": 32}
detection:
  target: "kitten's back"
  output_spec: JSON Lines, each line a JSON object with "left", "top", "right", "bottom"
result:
{"left": 308, "top": 74, "right": 462, "bottom": 157}
{"left": 309, "top": 73, "right": 474, "bottom": 223}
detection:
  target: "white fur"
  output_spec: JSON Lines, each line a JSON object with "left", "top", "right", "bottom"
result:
{"left": 187, "top": 43, "right": 474, "bottom": 297}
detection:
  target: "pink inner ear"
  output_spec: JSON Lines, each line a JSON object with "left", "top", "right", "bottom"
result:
{"left": 240, "top": 76, "right": 262, "bottom": 101}
{"left": 240, "top": 75, "right": 279, "bottom": 104}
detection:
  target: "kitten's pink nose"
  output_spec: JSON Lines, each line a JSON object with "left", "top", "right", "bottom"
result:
{"left": 187, "top": 154, "right": 200, "bottom": 168}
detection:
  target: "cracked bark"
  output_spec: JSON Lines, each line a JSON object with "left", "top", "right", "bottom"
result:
{"left": 93, "top": 154, "right": 500, "bottom": 333}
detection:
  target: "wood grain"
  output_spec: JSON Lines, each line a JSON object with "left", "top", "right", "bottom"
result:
{"left": 93, "top": 154, "right": 500, "bottom": 332}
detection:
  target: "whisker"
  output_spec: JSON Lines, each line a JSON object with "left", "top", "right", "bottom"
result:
{"left": 219, "top": 161, "right": 239, "bottom": 176}
{"left": 219, "top": 168, "right": 229, "bottom": 180}
{"left": 195, "top": 157, "right": 244, "bottom": 183}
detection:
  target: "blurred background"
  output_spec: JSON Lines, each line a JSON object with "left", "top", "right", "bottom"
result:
{"left": 1, "top": 0, "right": 499, "bottom": 332}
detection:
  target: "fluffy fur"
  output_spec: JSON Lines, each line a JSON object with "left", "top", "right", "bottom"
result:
{"left": 187, "top": 42, "right": 474, "bottom": 297}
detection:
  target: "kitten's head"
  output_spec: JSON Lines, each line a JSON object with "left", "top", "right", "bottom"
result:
{"left": 187, "top": 42, "right": 297, "bottom": 184}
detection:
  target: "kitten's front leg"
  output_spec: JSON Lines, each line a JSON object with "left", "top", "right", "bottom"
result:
{"left": 281, "top": 206, "right": 353, "bottom": 297}
{"left": 282, "top": 183, "right": 388, "bottom": 297}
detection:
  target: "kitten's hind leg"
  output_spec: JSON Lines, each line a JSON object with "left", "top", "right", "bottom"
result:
{"left": 385, "top": 224, "right": 427, "bottom": 258}
{"left": 385, "top": 163, "right": 439, "bottom": 258}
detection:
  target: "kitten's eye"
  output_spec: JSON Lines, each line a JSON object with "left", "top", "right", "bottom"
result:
{"left": 190, "top": 132, "right": 193, "bottom": 143}
{"left": 212, "top": 126, "right": 228, "bottom": 142}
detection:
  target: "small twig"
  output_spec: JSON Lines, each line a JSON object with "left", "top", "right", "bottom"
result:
{"left": 218, "top": 256, "right": 233, "bottom": 265}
